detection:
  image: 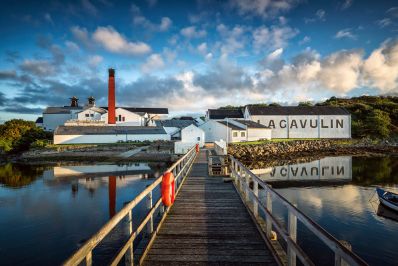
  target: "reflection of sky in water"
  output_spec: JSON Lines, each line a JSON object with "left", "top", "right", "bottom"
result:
{"left": 0, "top": 163, "right": 167, "bottom": 266}
{"left": 259, "top": 156, "right": 398, "bottom": 266}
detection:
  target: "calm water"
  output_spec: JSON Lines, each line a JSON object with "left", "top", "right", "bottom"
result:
{"left": 0, "top": 162, "right": 169, "bottom": 265}
{"left": 255, "top": 155, "right": 398, "bottom": 266}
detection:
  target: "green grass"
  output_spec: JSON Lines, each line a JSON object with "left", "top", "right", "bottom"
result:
{"left": 233, "top": 138, "right": 321, "bottom": 145}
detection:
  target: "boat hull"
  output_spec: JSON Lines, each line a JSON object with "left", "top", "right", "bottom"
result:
{"left": 377, "top": 187, "right": 398, "bottom": 212}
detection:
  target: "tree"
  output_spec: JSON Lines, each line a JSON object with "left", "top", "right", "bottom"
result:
{"left": 298, "top": 101, "right": 313, "bottom": 107}
{"left": 365, "top": 109, "right": 391, "bottom": 138}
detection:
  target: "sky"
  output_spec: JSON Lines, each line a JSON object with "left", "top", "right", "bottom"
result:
{"left": 0, "top": 0, "right": 397, "bottom": 121}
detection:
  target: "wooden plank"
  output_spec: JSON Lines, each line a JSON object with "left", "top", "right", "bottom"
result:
{"left": 141, "top": 150, "right": 277, "bottom": 265}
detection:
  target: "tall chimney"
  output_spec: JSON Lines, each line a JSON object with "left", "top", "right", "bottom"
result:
{"left": 108, "top": 68, "right": 116, "bottom": 124}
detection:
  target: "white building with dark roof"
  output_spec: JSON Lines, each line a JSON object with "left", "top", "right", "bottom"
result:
{"left": 53, "top": 126, "right": 170, "bottom": 144}
{"left": 244, "top": 106, "right": 351, "bottom": 139}
{"left": 199, "top": 119, "right": 271, "bottom": 143}
{"left": 206, "top": 108, "right": 245, "bottom": 120}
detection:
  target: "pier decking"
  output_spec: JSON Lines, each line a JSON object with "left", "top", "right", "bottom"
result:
{"left": 142, "top": 150, "right": 277, "bottom": 265}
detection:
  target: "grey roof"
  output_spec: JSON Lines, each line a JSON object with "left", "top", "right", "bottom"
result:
{"left": 217, "top": 121, "right": 245, "bottom": 130}
{"left": 102, "top": 107, "right": 168, "bottom": 114}
{"left": 208, "top": 108, "right": 244, "bottom": 119}
{"left": 44, "top": 106, "right": 83, "bottom": 114}
{"left": 235, "top": 120, "right": 268, "bottom": 129}
{"left": 155, "top": 119, "right": 195, "bottom": 128}
{"left": 54, "top": 126, "right": 167, "bottom": 135}
{"left": 79, "top": 107, "right": 107, "bottom": 114}
{"left": 246, "top": 106, "right": 350, "bottom": 116}
{"left": 35, "top": 117, "right": 43, "bottom": 123}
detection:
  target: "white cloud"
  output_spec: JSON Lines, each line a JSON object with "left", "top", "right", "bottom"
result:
{"left": 180, "top": 26, "right": 207, "bottom": 38}
{"left": 71, "top": 26, "right": 91, "bottom": 48}
{"left": 20, "top": 59, "right": 55, "bottom": 76}
{"left": 197, "top": 42, "right": 207, "bottom": 55}
{"left": 267, "top": 48, "right": 284, "bottom": 61}
{"left": 159, "top": 17, "right": 172, "bottom": 31}
{"left": 88, "top": 55, "right": 103, "bottom": 67}
{"left": 316, "top": 9, "right": 326, "bottom": 20}
{"left": 253, "top": 25, "right": 298, "bottom": 52}
{"left": 44, "top": 13, "right": 54, "bottom": 25}
{"left": 341, "top": 0, "right": 353, "bottom": 10}
{"left": 299, "top": 36, "right": 311, "bottom": 45}
{"left": 131, "top": 4, "right": 172, "bottom": 32}
{"left": 229, "top": 0, "right": 299, "bottom": 19}
{"left": 335, "top": 28, "right": 357, "bottom": 39}
{"left": 93, "top": 26, "right": 151, "bottom": 55}
{"left": 81, "top": 0, "right": 98, "bottom": 16}
{"left": 216, "top": 24, "right": 247, "bottom": 57}
{"left": 65, "top": 41, "right": 80, "bottom": 51}
{"left": 304, "top": 9, "right": 326, "bottom": 23}
{"left": 363, "top": 39, "right": 398, "bottom": 93}
{"left": 376, "top": 18, "right": 392, "bottom": 28}
{"left": 141, "top": 54, "right": 165, "bottom": 73}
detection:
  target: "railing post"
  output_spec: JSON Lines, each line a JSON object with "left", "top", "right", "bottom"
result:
{"left": 125, "top": 210, "right": 134, "bottom": 266}
{"left": 245, "top": 172, "right": 250, "bottom": 203}
{"left": 253, "top": 180, "right": 258, "bottom": 218}
{"left": 146, "top": 191, "right": 153, "bottom": 235}
{"left": 335, "top": 254, "right": 342, "bottom": 266}
{"left": 266, "top": 189, "right": 272, "bottom": 239}
{"left": 288, "top": 208, "right": 297, "bottom": 266}
{"left": 86, "top": 251, "right": 92, "bottom": 266}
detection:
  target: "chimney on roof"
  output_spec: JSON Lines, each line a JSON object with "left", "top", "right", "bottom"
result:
{"left": 87, "top": 96, "right": 95, "bottom": 107}
{"left": 70, "top": 96, "right": 79, "bottom": 107}
{"left": 108, "top": 68, "right": 116, "bottom": 124}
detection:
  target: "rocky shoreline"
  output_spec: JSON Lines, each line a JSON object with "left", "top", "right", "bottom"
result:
{"left": 228, "top": 139, "right": 398, "bottom": 168}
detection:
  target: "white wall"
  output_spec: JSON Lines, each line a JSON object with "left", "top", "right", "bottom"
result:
{"left": 43, "top": 113, "right": 72, "bottom": 131}
{"left": 181, "top": 125, "right": 205, "bottom": 147}
{"left": 247, "top": 128, "right": 271, "bottom": 141}
{"left": 101, "top": 108, "right": 145, "bottom": 126}
{"left": 230, "top": 130, "right": 247, "bottom": 142}
{"left": 199, "top": 120, "right": 229, "bottom": 143}
{"left": 54, "top": 133, "right": 170, "bottom": 144}
{"left": 174, "top": 142, "right": 195, "bottom": 154}
{"left": 77, "top": 109, "right": 104, "bottom": 121}
{"left": 250, "top": 114, "right": 351, "bottom": 139}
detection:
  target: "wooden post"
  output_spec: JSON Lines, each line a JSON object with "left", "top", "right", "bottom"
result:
{"left": 86, "top": 251, "right": 92, "bottom": 266}
{"left": 146, "top": 191, "right": 153, "bottom": 235}
{"left": 253, "top": 180, "right": 258, "bottom": 218}
{"left": 266, "top": 189, "right": 272, "bottom": 239}
{"left": 245, "top": 173, "right": 250, "bottom": 203}
{"left": 125, "top": 210, "right": 134, "bottom": 266}
{"left": 288, "top": 209, "right": 297, "bottom": 266}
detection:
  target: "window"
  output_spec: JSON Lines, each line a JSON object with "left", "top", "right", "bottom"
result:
{"left": 122, "top": 117, "right": 125, "bottom": 121}
{"left": 90, "top": 114, "right": 94, "bottom": 117}
{"left": 85, "top": 114, "right": 89, "bottom": 117}
{"left": 197, "top": 137, "right": 200, "bottom": 141}
{"left": 241, "top": 131, "right": 246, "bottom": 137}
{"left": 257, "top": 120, "right": 260, "bottom": 124}
{"left": 233, "top": 131, "right": 238, "bottom": 137}
{"left": 119, "top": 115, "right": 122, "bottom": 121}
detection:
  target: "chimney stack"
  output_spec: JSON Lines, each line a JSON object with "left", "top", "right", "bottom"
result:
{"left": 70, "top": 96, "right": 79, "bottom": 107}
{"left": 108, "top": 68, "right": 116, "bottom": 124}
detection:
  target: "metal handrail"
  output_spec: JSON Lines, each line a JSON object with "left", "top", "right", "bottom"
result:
{"left": 229, "top": 156, "right": 368, "bottom": 266}
{"left": 63, "top": 146, "right": 197, "bottom": 266}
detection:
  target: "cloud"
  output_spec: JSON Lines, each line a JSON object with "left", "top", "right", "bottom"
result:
{"left": 252, "top": 25, "right": 299, "bottom": 52}
{"left": 341, "top": 0, "right": 353, "bottom": 10}
{"left": 141, "top": 54, "right": 165, "bottom": 73}
{"left": 81, "top": 0, "right": 98, "bottom": 16}
{"left": 44, "top": 13, "right": 54, "bottom": 25}
{"left": 216, "top": 24, "right": 247, "bottom": 56}
{"left": 131, "top": 4, "right": 172, "bottom": 32}
{"left": 386, "top": 7, "right": 398, "bottom": 18}
{"left": 88, "top": 55, "right": 103, "bottom": 67}
{"left": 299, "top": 36, "right": 311, "bottom": 45}
{"left": 19, "top": 60, "right": 55, "bottom": 77}
{"left": 363, "top": 39, "right": 398, "bottom": 93}
{"left": 180, "top": 26, "right": 207, "bottom": 38}
{"left": 229, "top": 0, "right": 300, "bottom": 19}
{"left": 65, "top": 41, "right": 80, "bottom": 52}
{"left": 376, "top": 18, "right": 392, "bottom": 28}
{"left": 93, "top": 26, "right": 151, "bottom": 55}
{"left": 304, "top": 9, "right": 326, "bottom": 23}
{"left": 71, "top": 26, "right": 92, "bottom": 48}
{"left": 197, "top": 42, "right": 208, "bottom": 55}
{"left": 335, "top": 28, "right": 357, "bottom": 39}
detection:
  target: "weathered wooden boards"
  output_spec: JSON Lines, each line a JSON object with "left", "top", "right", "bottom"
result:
{"left": 142, "top": 150, "right": 277, "bottom": 265}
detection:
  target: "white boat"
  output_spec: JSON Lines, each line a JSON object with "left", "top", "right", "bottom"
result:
{"left": 376, "top": 187, "right": 398, "bottom": 212}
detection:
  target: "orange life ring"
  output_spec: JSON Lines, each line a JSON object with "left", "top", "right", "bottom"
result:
{"left": 195, "top": 143, "right": 199, "bottom": 153}
{"left": 161, "top": 172, "right": 175, "bottom": 207}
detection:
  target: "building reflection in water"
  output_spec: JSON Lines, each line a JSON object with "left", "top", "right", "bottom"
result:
{"left": 108, "top": 176, "right": 116, "bottom": 218}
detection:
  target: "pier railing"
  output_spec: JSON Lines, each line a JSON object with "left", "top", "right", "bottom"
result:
{"left": 229, "top": 156, "right": 368, "bottom": 266}
{"left": 63, "top": 146, "right": 197, "bottom": 266}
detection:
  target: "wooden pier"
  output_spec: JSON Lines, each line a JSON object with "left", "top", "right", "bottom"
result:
{"left": 142, "top": 150, "right": 277, "bottom": 265}
{"left": 63, "top": 146, "right": 368, "bottom": 266}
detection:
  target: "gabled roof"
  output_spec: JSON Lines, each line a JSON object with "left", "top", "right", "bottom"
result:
{"left": 217, "top": 121, "right": 245, "bottom": 130}
{"left": 43, "top": 106, "right": 83, "bottom": 114}
{"left": 208, "top": 108, "right": 244, "bottom": 119}
{"left": 54, "top": 126, "right": 167, "bottom": 135}
{"left": 78, "top": 106, "right": 107, "bottom": 114}
{"left": 246, "top": 106, "right": 350, "bottom": 116}
{"left": 101, "top": 107, "right": 168, "bottom": 114}
{"left": 35, "top": 117, "right": 43, "bottom": 123}
{"left": 155, "top": 119, "right": 195, "bottom": 128}
{"left": 236, "top": 120, "right": 268, "bottom": 129}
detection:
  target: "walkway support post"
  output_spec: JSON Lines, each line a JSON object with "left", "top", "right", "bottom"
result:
{"left": 125, "top": 210, "right": 133, "bottom": 266}
{"left": 253, "top": 180, "right": 258, "bottom": 218}
{"left": 147, "top": 191, "right": 153, "bottom": 235}
{"left": 266, "top": 189, "right": 272, "bottom": 239}
{"left": 288, "top": 208, "right": 297, "bottom": 266}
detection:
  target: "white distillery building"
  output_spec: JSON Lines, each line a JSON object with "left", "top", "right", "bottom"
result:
{"left": 174, "top": 124, "right": 206, "bottom": 154}
{"left": 205, "top": 108, "right": 245, "bottom": 121}
{"left": 244, "top": 106, "right": 351, "bottom": 139}
{"left": 53, "top": 126, "right": 170, "bottom": 144}
{"left": 41, "top": 97, "right": 169, "bottom": 131}
{"left": 199, "top": 119, "right": 271, "bottom": 143}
